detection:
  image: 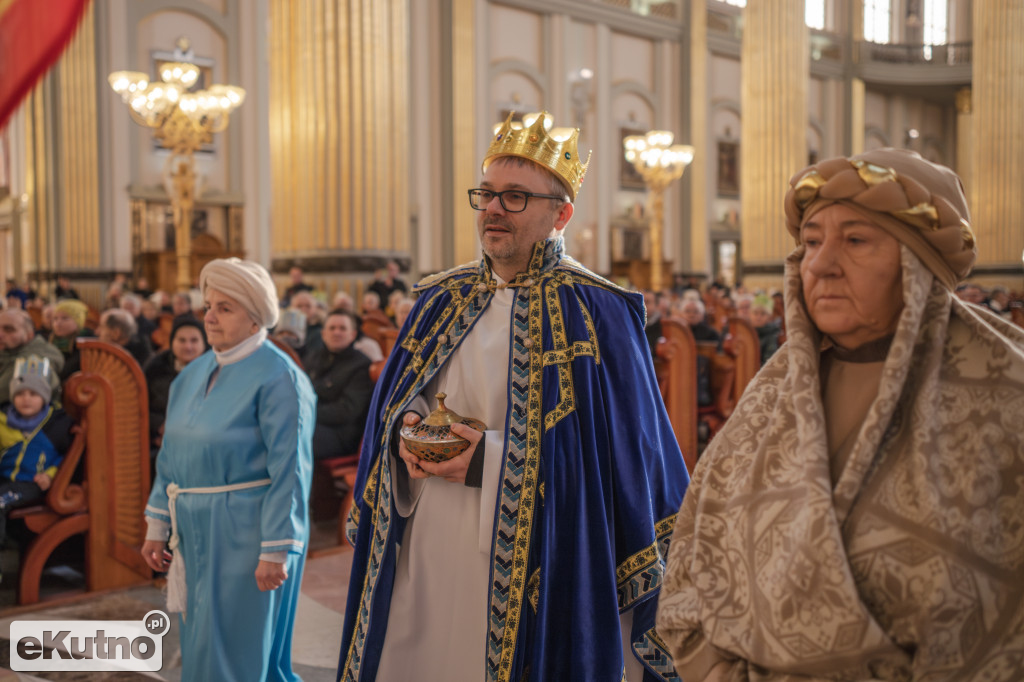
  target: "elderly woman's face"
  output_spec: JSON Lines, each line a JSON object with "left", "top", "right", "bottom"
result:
{"left": 204, "top": 289, "right": 259, "bottom": 352}
{"left": 800, "top": 204, "right": 904, "bottom": 350}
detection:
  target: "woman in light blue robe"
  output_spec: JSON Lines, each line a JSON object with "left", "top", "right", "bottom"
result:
{"left": 142, "top": 258, "right": 315, "bottom": 682}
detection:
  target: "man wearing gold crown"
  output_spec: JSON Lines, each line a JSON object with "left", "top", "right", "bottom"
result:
{"left": 338, "top": 111, "right": 689, "bottom": 682}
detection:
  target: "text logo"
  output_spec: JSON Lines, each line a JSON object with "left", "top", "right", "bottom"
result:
{"left": 10, "top": 610, "right": 170, "bottom": 672}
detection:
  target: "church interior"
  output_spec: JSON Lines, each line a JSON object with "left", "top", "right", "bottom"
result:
{"left": 0, "top": 0, "right": 1021, "bottom": 679}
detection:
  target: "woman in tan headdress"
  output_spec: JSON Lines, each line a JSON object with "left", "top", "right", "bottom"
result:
{"left": 140, "top": 258, "right": 316, "bottom": 682}
{"left": 657, "top": 149, "right": 1024, "bottom": 681}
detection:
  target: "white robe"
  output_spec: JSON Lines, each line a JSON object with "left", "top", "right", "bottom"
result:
{"left": 376, "top": 283, "right": 511, "bottom": 681}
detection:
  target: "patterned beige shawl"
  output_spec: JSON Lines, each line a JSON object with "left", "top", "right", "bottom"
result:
{"left": 657, "top": 246, "right": 1024, "bottom": 681}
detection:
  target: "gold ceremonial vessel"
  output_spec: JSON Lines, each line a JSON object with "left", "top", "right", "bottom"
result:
{"left": 400, "top": 392, "right": 486, "bottom": 463}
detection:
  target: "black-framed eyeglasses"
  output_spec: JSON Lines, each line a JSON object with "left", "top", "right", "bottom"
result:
{"left": 467, "top": 188, "right": 564, "bottom": 213}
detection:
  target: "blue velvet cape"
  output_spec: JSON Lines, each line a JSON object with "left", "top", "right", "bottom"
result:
{"left": 338, "top": 238, "right": 689, "bottom": 682}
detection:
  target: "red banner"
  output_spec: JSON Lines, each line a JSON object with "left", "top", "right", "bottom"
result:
{"left": 0, "top": 0, "right": 91, "bottom": 130}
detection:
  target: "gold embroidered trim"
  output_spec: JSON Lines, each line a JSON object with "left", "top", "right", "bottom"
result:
{"left": 655, "top": 513, "right": 676, "bottom": 539}
{"left": 527, "top": 568, "right": 541, "bottom": 612}
{"left": 495, "top": 283, "right": 545, "bottom": 680}
{"left": 617, "top": 544, "right": 660, "bottom": 586}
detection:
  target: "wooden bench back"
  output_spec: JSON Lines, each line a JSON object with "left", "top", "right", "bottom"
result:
{"left": 655, "top": 319, "right": 699, "bottom": 474}
{"left": 66, "top": 339, "right": 152, "bottom": 590}
{"left": 150, "top": 312, "right": 175, "bottom": 351}
{"left": 726, "top": 316, "right": 761, "bottom": 397}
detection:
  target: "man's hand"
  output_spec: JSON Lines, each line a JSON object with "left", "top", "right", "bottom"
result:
{"left": 34, "top": 472, "right": 53, "bottom": 491}
{"left": 141, "top": 540, "right": 172, "bottom": 572}
{"left": 417, "top": 422, "right": 483, "bottom": 484}
{"left": 255, "top": 559, "right": 288, "bottom": 591}
{"left": 397, "top": 412, "right": 433, "bottom": 479}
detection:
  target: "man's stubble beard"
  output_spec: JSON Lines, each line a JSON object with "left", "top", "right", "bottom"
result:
{"left": 479, "top": 218, "right": 518, "bottom": 263}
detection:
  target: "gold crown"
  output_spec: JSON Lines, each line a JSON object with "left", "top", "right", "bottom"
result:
{"left": 13, "top": 356, "right": 52, "bottom": 382}
{"left": 482, "top": 111, "right": 591, "bottom": 200}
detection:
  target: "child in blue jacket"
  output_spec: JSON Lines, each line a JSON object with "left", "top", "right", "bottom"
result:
{"left": 0, "top": 357, "right": 74, "bottom": 575}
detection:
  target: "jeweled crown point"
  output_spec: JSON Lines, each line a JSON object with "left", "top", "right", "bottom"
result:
{"left": 482, "top": 110, "right": 592, "bottom": 201}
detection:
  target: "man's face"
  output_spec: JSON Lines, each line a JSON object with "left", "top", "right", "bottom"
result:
{"left": 0, "top": 311, "right": 29, "bottom": 350}
{"left": 322, "top": 314, "right": 357, "bottom": 353}
{"left": 293, "top": 293, "right": 314, "bottom": 320}
{"left": 962, "top": 286, "right": 984, "bottom": 304}
{"left": 290, "top": 267, "right": 303, "bottom": 285}
{"left": 476, "top": 159, "right": 572, "bottom": 277}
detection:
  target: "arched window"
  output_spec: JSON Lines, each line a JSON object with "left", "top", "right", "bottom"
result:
{"left": 923, "top": 0, "right": 948, "bottom": 46}
{"left": 806, "top": 0, "right": 825, "bottom": 30}
{"left": 863, "top": 0, "right": 891, "bottom": 44}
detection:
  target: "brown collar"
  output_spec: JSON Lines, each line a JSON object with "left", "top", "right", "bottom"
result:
{"left": 825, "top": 334, "right": 894, "bottom": 363}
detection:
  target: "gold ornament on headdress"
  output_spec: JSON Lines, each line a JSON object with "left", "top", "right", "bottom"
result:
{"left": 796, "top": 160, "right": 968, "bottom": 245}
{"left": 482, "top": 111, "right": 592, "bottom": 200}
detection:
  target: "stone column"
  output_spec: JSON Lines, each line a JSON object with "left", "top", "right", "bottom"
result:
{"left": 955, "top": 87, "right": 972, "bottom": 198}
{"left": 740, "top": 0, "right": 808, "bottom": 290}
{"left": 449, "top": 0, "right": 477, "bottom": 268}
{"left": 269, "top": 0, "right": 410, "bottom": 296}
{"left": 969, "top": 2, "right": 1024, "bottom": 286}
{"left": 688, "top": 0, "right": 709, "bottom": 277}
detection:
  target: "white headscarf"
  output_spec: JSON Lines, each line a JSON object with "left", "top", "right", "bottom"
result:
{"left": 199, "top": 258, "right": 280, "bottom": 329}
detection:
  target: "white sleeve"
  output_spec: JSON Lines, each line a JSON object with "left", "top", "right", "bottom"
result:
{"left": 477, "top": 429, "right": 505, "bottom": 553}
{"left": 392, "top": 394, "right": 430, "bottom": 518}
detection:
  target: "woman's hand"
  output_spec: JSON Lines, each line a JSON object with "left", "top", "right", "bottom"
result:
{"left": 141, "top": 540, "right": 171, "bottom": 572}
{"left": 417, "top": 422, "right": 483, "bottom": 484}
{"left": 34, "top": 473, "right": 53, "bottom": 491}
{"left": 255, "top": 559, "right": 288, "bottom": 591}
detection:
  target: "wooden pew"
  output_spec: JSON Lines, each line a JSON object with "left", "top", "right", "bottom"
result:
{"left": 694, "top": 316, "right": 761, "bottom": 442}
{"left": 654, "top": 319, "right": 699, "bottom": 474}
{"left": 13, "top": 339, "right": 152, "bottom": 603}
{"left": 378, "top": 328, "right": 400, "bottom": 358}
{"left": 150, "top": 312, "right": 175, "bottom": 351}
{"left": 725, "top": 316, "right": 761, "bottom": 397}
{"left": 361, "top": 315, "right": 396, "bottom": 349}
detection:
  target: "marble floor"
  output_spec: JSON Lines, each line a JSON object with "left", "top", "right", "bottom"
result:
{"left": 0, "top": 532, "right": 355, "bottom": 682}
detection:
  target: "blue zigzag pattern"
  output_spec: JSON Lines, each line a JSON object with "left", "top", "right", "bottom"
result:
{"left": 486, "top": 290, "right": 531, "bottom": 681}
{"left": 634, "top": 628, "right": 682, "bottom": 682}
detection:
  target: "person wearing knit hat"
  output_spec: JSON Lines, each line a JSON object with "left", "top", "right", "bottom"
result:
{"left": 54, "top": 299, "right": 88, "bottom": 332}
{"left": 659, "top": 149, "right": 1024, "bottom": 681}
{"left": 0, "top": 309, "right": 65, "bottom": 406}
{"left": 141, "top": 257, "right": 314, "bottom": 681}
{"left": 0, "top": 356, "right": 75, "bottom": 567}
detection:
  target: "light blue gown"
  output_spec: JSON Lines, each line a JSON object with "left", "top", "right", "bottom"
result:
{"left": 145, "top": 342, "right": 315, "bottom": 682}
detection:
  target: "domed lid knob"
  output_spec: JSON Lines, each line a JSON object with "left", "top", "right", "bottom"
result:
{"left": 423, "top": 392, "right": 466, "bottom": 427}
